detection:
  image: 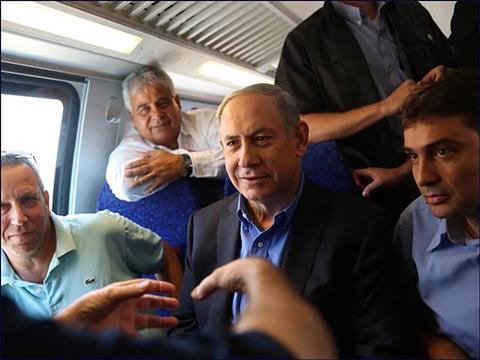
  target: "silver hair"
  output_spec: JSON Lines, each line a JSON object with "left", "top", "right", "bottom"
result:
{"left": 216, "top": 83, "right": 300, "bottom": 134}
{"left": 122, "top": 65, "right": 177, "bottom": 112}
{"left": 1, "top": 154, "right": 45, "bottom": 193}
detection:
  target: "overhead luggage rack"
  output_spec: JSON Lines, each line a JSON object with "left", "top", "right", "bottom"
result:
{"left": 63, "top": 1, "right": 302, "bottom": 76}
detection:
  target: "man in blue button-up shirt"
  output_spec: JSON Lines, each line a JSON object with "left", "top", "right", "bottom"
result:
{"left": 171, "top": 83, "right": 419, "bottom": 358}
{"left": 395, "top": 69, "right": 479, "bottom": 358}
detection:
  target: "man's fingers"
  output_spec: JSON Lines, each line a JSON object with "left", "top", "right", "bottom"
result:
{"left": 351, "top": 170, "right": 365, "bottom": 188}
{"left": 192, "top": 259, "right": 279, "bottom": 301}
{"left": 145, "top": 180, "right": 162, "bottom": 194}
{"left": 124, "top": 158, "right": 148, "bottom": 170}
{"left": 129, "top": 173, "right": 156, "bottom": 189}
{"left": 352, "top": 177, "right": 363, "bottom": 189}
{"left": 418, "top": 66, "right": 446, "bottom": 86}
{"left": 135, "top": 295, "right": 179, "bottom": 311}
{"left": 144, "top": 172, "right": 174, "bottom": 193}
{"left": 362, "top": 179, "right": 380, "bottom": 197}
{"left": 125, "top": 164, "right": 151, "bottom": 178}
{"left": 143, "top": 280, "right": 176, "bottom": 295}
{"left": 135, "top": 314, "right": 179, "bottom": 330}
{"left": 105, "top": 279, "right": 176, "bottom": 304}
{"left": 138, "top": 172, "right": 155, "bottom": 185}
{"left": 125, "top": 164, "right": 153, "bottom": 188}
{"left": 191, "top": 270, "right": 222, "bottom": 300}
{"left": 352, "top": 168, "right": 372, "bottom": 177}
{"left": 191, "top": 261, "right": 249, "bottom": 300}
{"left": 418, "top": 75, "right": 433, "bottom": 86}
{"left": 352, "top": 169, "right": 375, "bottom": 189}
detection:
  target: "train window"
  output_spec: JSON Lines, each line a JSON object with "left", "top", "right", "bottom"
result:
{"left": 1, "top": 63, "right": 85, "bottom": 215}
{"left": 1, "top": 94, "right": 63, "bottom": 206}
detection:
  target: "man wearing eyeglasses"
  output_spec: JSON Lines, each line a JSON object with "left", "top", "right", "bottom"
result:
{"left": 0, "top": 152, "right": 182, "bottom": 320}
{"left": 106, "top": 65, "right": 225, "bottom": 202}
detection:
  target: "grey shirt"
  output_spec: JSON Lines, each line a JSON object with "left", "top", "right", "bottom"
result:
{"left": 332, "top": 1, "right": 407, "bottom": 150}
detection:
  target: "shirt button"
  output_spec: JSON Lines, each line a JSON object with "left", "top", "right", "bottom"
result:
{"left": 35, "top": 287, "right": 42, "bottom": 294}
{"left": 257, "top": 241, "right": 264, "bottom": 248}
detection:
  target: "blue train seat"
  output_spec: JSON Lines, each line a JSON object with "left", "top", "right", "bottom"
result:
{"left": 301, "top": 141, "right": 357, "bottom": 192}
{"left": 97, "top": 178, "right": 224, "bottom": 259}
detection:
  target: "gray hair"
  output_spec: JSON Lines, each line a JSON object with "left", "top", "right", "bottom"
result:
{"left": 122, "top": 65, "right": 177, "bottom": 112}
{"left": 216, "top": 83, "right": 300, "bottom": 134}
{"left": 1, "top": 153, "right": 45, "bottom": 193}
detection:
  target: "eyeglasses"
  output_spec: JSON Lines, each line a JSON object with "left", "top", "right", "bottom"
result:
{"left": 1, "top": 150, "right": 38, "bottom": 165}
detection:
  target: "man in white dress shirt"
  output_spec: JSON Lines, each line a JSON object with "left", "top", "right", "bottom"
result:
{"left": 106, "top": 66, "right": 224, "bottom": 202}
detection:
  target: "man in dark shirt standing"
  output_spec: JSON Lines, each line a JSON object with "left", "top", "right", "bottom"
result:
{"left": 276, "top": 1, "right": 455, "bottom": 215}
{"left": 449, "top": 1, "right": 478, "bottom": 70}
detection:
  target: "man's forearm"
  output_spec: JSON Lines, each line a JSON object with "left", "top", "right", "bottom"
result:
{"left": 302, "top": 101, "right": 387, "bottom": 143}
{"left": 302, "top": 79, "right": 416, "bottom": 143}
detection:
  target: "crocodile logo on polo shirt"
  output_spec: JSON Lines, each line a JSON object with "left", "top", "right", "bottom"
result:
{"left": 84, "top": 277, "right": 97, "bottom": 285}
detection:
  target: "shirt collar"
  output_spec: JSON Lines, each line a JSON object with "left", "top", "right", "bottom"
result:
{"left": 236, "top": 174, "right": 305, "bottom": 231}
{"left": 1, "top": 213, "right": 76, "bottom": 286}
{"left": 50, "top": 212, "right": 77, "bottom": 258}
{"left": 1, "top": 250, "right": 15, "bottom": 286}
{"left": 179, "top": 111, "right": 192, "bottom": 137}
{"left": 426, "top": 217, "right": 479, "bottom": 252}
{"left": 332, "top": 1, "right": 386, "bottom": 26}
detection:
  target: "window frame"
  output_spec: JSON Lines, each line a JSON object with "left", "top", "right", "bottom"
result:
{"left": 1, "top": 62, "right": 85, "bottom": 215}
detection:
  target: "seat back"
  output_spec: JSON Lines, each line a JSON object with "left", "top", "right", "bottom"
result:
{"left": 224, "top": 140, "right": 356, "bottom": 196}
{"left": 301, "top": 141, "right": 357, "bottom": 193}
{"left": 97, "top": 178, "right": 224, "bottom": 259}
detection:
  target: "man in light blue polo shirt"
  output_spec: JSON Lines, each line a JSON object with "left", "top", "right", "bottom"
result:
{"left": 1, "top": 152, "right": 181, "bottom": 319}
{"left": 395, "top": 70, "right": 479, "bottom": 358}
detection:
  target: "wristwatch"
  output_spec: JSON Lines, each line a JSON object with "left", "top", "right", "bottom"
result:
{"left": 181, "top": 154, "right": 193, "bottom": 177}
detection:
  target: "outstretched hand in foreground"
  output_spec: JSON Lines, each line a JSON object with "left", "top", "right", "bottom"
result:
{"left": 55, "top": 278, "right": 179, "bottom": 336}
{"left": 192, "top": 258, "right": 338, "bottom": 359}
